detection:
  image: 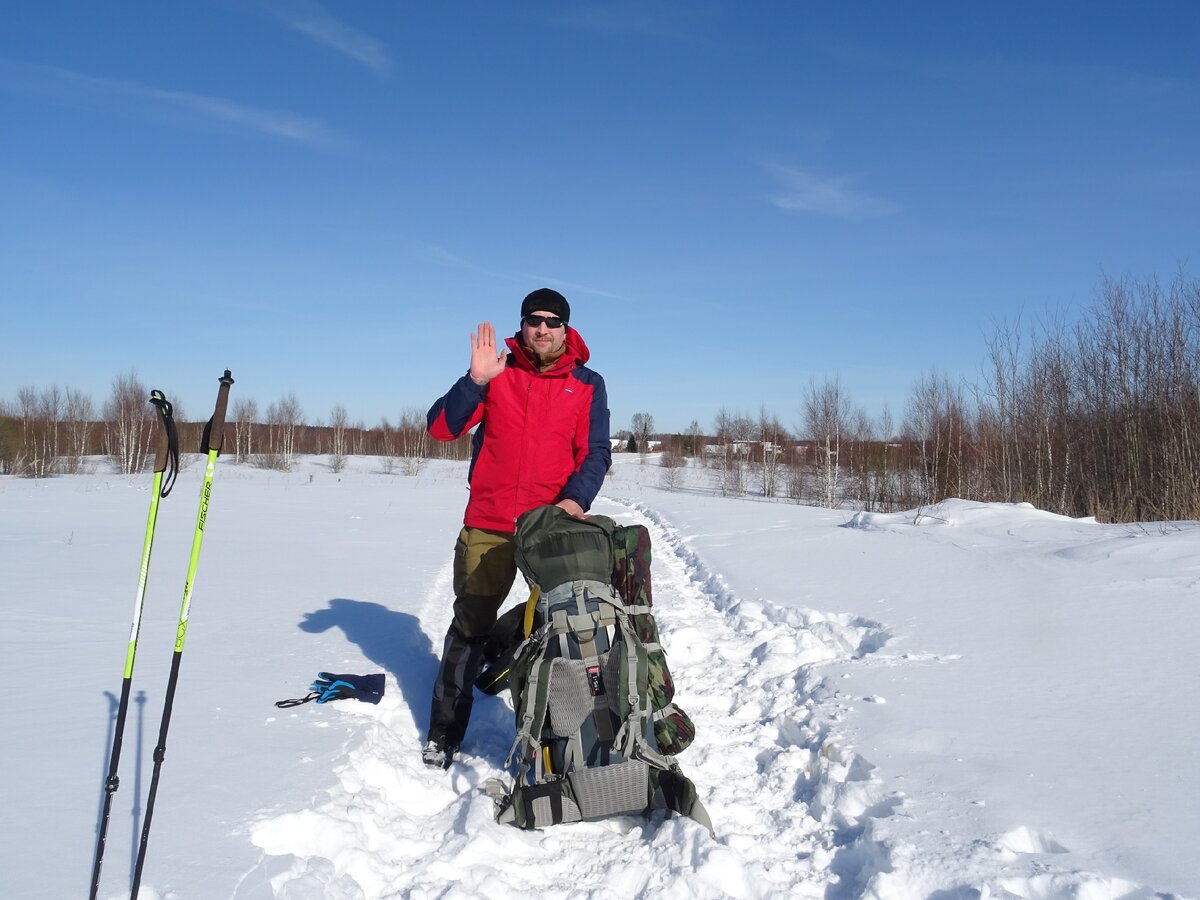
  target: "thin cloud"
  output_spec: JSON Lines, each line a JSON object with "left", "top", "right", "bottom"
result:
{"left": 273, "top": 0, "right": 392, "bottom": 75}
{"left": 155, "top": 88, "right": 344, "bottom": 146}
{"left": 766, "top": 163, "right": 899, "bottom": 218}
{"left": 2, "top": 61, "right": 346, "bottom": 149}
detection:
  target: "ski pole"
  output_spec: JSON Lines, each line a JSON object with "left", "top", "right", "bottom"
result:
{"left": 131, "top": 370, "right": 233, "bottom": 899}
{"left": 89, "top": 391, "right": 179, "bottom": 900}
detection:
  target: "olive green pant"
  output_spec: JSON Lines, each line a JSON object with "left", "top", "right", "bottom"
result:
{"left": 451, "top": 525, "right": 519, "bottom": 638}
{"left": 428, "top": 526, "right": 519, "bottom": 746}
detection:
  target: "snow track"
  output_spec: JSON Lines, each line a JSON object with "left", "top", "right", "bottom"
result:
{"left": 248, "top": 500, "right": 900, "bottom": 899}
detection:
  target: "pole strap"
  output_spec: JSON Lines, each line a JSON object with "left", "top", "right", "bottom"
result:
{"left": 149, "top": 390, "right": 179, "bottom": 497}
{"left": 275, "top": 693, "right": 320, "bottom": 708}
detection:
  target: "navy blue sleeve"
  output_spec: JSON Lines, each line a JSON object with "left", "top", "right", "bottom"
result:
{"left": 427, "top": 374, "right": 487, "bottom": 440}
{"left": 560, "top": 370, "right": 612, "bottom": 511}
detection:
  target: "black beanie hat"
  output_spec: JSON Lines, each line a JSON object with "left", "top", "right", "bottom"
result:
{"left": 521, "top": 288, "right": 570, "bottom": 324}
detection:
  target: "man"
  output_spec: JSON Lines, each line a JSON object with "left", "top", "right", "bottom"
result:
{"left": 422, "top": 287, "right": 611, "bottom": 768}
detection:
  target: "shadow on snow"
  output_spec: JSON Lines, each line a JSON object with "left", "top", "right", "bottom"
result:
{"left": 299, "top": 599, "right": 437, "bottom": 735}
{"left": 296, "top": 597, "right": 517, "bottom": 768}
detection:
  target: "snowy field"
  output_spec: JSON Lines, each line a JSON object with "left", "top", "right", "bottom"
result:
{"left": 1, "top": 454, "right": 1197, "bottom": 899}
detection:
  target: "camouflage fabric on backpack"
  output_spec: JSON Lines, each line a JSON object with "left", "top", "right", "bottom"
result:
{"left": 609, "top": 523, "right": 696, "bottom": 756}
{"left": 485, "top": 505, "right": 711, "bottom": 834}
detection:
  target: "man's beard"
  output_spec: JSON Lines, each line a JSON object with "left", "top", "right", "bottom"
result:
{"left": 524, "top": 338, "right": 565, "bottom": 367}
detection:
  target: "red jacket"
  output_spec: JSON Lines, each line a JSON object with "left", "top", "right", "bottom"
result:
{"left": 427, "top": 327, "right": 611, "bottom": 533}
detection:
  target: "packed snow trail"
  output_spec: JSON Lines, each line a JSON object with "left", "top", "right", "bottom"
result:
{"left": 249, "top": 499, "right": 898, "bottom": 899}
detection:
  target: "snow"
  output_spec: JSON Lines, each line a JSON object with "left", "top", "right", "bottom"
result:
{"left": 1, "top": 454, "right": 1197, "bottom": 899}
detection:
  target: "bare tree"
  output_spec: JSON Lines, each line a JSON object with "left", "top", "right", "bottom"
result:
{"left": 104, "top": 371, "right": 152, "bottom": 475}
{"left": 803, "top": 377, "right": 853, "bottom": 508}
{"left": 785, "top": 443, "right": 807, "bottom": 501}
{"left": 842, "top": 407, "right": 884, "bottom": 511}
{"left": 398, "top": 407, "right": 428, "bottom": 475}
{"left": 659, "top": 447, "right": 687, "bottom": 491}
{"left": 630, "top": 412, "right": 654, "bottom": 457}
{"left": 329, "top": 403, "right": 349, "bottom": 473}
{"left": 0, "top": 400, "right": 17, "bottom": 474}
{"left": 232, "top": 397, "right": 258, "bottom": 464}
{"left": 63, "top": 387, "right": 94, "bottom": 474}
{"left": 263, "top": 393, "right": 303, "bottom": 470}
{"left": 35, "top": 385, "right": 63, "bottom": 476}
{"left": 14, "top": 385, "right": 37, "bottom": 475}
{"left": 377, "top": 417, "right": 397, "bottom": 473}
{"left": 11, "top": 384, "right": 62, "bottom": 477}
{"left": 712, "top": 408, "right": 753, "bottom": 496}
{"left": 684, "top": 419, "right": 703, "bottom": 458}
{"left": 755, "top": 406, "right": 787, "bottom": 497}
{"left": 904, "top": 371, "right": 968, "bottom": 506}
{"left": 981, "top": 316, "right": 1025, "bottom": 502}
{"left": 872, "top": 404, "right": 898, "bottom": 511}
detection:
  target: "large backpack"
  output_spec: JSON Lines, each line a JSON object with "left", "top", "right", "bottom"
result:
{"left": 484, "top": 505, "right": 712, "bottom": 834}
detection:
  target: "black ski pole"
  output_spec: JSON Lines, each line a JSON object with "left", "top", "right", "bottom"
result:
{"left": 89, "top": 391, "right": 179, "bottom": 900}
{"left": 130, "top": 370, "right": 233, "bottom": 898}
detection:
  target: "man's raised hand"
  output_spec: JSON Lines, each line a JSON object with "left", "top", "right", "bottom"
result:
{"left": 469, "top": 322, "right": 508, "bottom": 386}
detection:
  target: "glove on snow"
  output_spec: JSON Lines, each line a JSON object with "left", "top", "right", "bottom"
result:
{"left": 311, "top": 672, "right": 385, "bottom": 704}
{"left": 275, "top": 672, "right": 385, "bottom": 708}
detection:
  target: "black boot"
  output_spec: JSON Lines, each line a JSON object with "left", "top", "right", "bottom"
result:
{"left": 421, "top": 738, "right": 455, "bottom": 770}
{"left": 425, "top": 624, "right": 487, "bottom": 767}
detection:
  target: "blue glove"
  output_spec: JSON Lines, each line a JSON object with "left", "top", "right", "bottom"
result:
{"left": 310, "top": 672, "right": 385, "bottom": 705}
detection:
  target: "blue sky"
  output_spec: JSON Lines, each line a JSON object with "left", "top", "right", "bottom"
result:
{"left": 2, "top": 2, "right": 1198, "bottom": 434}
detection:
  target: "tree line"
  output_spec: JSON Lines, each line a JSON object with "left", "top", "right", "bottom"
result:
{"left": 634, "top": 272, "right": 1200, "bottom": 523}
{"left": 4, "top": 273, "right": 1197, "bottom": 522}
{"left": 0, "top": 380, "right": 471, "bottom": 478}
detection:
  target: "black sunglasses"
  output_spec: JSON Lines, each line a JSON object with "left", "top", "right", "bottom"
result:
{"left": 522, "top": 314, "right": 565, "bottom": 329}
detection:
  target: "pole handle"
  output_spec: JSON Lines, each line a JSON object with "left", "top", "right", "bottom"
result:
{"left": 200, "top": 370, "right": 235, "bottom": 455}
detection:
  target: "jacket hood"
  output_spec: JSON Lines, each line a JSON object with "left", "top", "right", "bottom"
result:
{"left": 506, "top": 326, "right": 591, "bottom": 374}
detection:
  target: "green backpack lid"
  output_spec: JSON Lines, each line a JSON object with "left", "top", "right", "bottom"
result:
{"left": 514, "top": 505, "right": 616, "bottom": 591}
